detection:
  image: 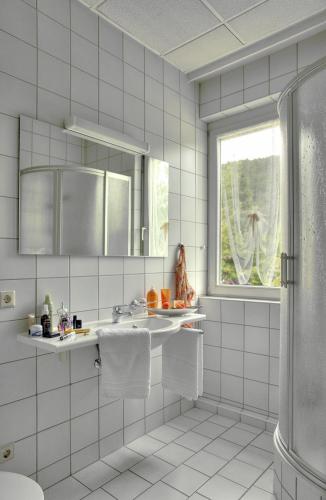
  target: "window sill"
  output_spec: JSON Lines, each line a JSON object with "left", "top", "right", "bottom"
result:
{"left": 206, "top": 284, "right": 280, "bottom": 302}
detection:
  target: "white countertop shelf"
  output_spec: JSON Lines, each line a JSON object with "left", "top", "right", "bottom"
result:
{"left": 17, "top": 313, "right": 206, "bottom": 354}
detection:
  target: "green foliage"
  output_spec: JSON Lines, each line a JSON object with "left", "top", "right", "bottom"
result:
{"left": 220, "top": 155, "right": 280, "bottom": 287}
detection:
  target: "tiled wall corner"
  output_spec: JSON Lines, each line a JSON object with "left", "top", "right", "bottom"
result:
{"left": 200, "top": 296, "right": 280, "bottom": 419}
{"left": 199, "top": 30, "right": 326, "bottom": 120}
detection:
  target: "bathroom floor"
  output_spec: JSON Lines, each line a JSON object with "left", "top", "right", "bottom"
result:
{"left": 44, "top": 408, "right": 275, "bottom": 500}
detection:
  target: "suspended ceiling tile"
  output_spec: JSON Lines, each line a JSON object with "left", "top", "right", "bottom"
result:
{"left": 165, "top": 25, "right": 242, "bottom": 72}
{"left": 206, "top": 0, "right": 266, "bottom": 21}
{"left": 97, "top": 0, "right": 220, "bottom": 54}
{"left": 229, "top": 0, "right": 326, "bottom": 44}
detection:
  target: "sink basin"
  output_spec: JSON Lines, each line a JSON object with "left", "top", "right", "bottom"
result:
{"left": 98, "top": 317, "right": 178, "bottom": 348}
{"left": 17, "top": 312, "right": 206, "bottom": 353}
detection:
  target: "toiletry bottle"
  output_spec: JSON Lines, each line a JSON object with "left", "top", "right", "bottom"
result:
{"left": 147, "top": 286, "right": 158, "bottom": 315}
{"left": 41, "top": 304, "right": 51, "bottom": 337}
{"left": 44, "top": 294, "right": 53, "bottom": 333}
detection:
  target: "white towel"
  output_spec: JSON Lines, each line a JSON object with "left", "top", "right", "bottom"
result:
{"left": 97, "top": 328, "right": 151, "bottom": 399}
{"left": 162, "top": 327, "right": 203, "bottom": 401}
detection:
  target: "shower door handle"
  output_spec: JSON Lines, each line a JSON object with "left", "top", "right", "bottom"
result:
{"left": 280, "top": 252, "right": 294, "bottom": 288}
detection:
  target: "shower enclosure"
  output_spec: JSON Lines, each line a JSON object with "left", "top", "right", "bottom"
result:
{"left": 275, "top": 58, "right": 326, "bottom": 497}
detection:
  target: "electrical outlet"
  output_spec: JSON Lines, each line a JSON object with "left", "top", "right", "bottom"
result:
{"left": 0, "top": 291, "right": 15, "bottom": 308}
{"left": 0, "top": 443, "right": 14, "bottom": 463}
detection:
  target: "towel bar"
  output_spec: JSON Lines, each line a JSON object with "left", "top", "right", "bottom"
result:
{"left": 180, "top": 328, "right": 204, "bottom": 335}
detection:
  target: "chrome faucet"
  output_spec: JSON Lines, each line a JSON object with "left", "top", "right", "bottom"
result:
{"left": 112, "top": 305, "right": 132, "bottom": 323}
{"left": 112, "top": 298, "right": 147, "bottom": 323}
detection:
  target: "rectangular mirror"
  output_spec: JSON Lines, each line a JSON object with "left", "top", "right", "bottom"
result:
{"left": 19, "top": 115, "right": 169, "bottom": 257}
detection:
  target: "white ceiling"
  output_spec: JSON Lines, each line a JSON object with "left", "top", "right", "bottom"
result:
{"left": 79, "top": 0, "right": 326, "bottom": 77}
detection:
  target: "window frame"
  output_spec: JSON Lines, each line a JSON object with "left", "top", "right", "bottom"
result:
{"left": 208, "top": 103, "right": 280, "bottom": 300}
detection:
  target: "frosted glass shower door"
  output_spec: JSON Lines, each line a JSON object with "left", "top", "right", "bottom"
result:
{"left": 291, "top": 68, "right": 326, "bottom": 479}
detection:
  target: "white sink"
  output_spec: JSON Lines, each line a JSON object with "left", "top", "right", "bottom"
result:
{"left": 99, "top": 317, "right": 178, "bottom": 348}
{"left": 17, "top": 312, "right": 206, "bottom": 353}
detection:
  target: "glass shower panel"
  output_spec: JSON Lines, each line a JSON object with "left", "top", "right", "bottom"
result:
{"left": 292, "top": 69, "right": 326, "bottom": 478}
{"left": 61, "top": 169, "right": 104, "bottom": 255}
{"left": 19, "top": 170, "right": 56, "bottom": 254}
{"left": 278, "top": 100, "right": 292, "bottom": 446}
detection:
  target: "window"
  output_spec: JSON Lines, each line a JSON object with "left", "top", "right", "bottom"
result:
{"left": 208, "top": 113, "right": 281, "bottom": 299}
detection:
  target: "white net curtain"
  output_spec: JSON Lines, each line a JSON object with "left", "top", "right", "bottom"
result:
{"left": 220, "top": 123, "right": 280, "bottom": 286}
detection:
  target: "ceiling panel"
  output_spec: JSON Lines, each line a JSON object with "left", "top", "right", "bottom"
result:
{"left": 165, "top": 25, "right": 242, "bottom": 72}
{"left": 206, "top": 0, "right": 266, "bottom": 21}
{"left": 97, "top": 0, "right": 220, "bottom": 54}
{"left": 229, "top": 0, "right": 326, "bottom": 43}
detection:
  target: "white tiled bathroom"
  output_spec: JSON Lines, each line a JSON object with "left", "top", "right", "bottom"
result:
{"left": 0, "top": 1, "right": 326, "bottom": 499}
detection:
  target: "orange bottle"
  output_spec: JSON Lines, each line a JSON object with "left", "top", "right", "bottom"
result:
{"left": 147, "top": 286, "right": 158, "bottom": 314}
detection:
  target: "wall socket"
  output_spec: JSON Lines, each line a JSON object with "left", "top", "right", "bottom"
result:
{"left": 0, "top": 291, "right": 15, "bottom": 308}
{"left": 0, "top": 443, "right": 14, "bottom": 463}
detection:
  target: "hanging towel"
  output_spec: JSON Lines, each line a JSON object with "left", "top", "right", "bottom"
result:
{"left": 97, "top": 328, "right": 151, "bottom": 399}
{"left": 175, "top": 244, "right": 195, "bottom": 306}
{"left": 162, "top": 327, "right": 203, "bottom": 400}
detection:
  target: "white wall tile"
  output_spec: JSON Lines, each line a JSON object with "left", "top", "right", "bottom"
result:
{"left": 221, "top": 348, "right": 243, "bottom": 377}
{"left": 145, "top": 49, "right": 163, "bottom": 82}
{"left": 71, "top": 345, "right": 99, "bottom": 383}
{"left": 222, "top": 323, "right": 244, "bottom": 350}
{"left": 71, "top": 32, "right": 98, "bottom": 76}
{"left": 38, "top": 12, "right": 70, "bottom": 63}
{"left": 244, "top": 353, "right": 269, "bottom": 383}
{"left": 37, "top": 276, "right": 69, "bottom": 315}
{"left": 124, "top": 36, "right": 144, "bottom": 71}
{"left": 0, "top": 30, "right": 36, "bottom": 84}
{"left": 99, "top": 49, "right": 123, "bottom": 88}
{"left": 0, "top": 0, "right": 36, "bottom": 46}
{"left": 270, "top": 45, "right": 297, "bottom": 78}
{"left": 37, "top": 386, "right": 70, "bottom": 431}
{"left": 244, "top": 57, "right": 269, "bottom": 88}
{"left": 245, "top": 326, "right": 269, "bottom": 355}
{"left": 99, "top": 80, "right": 123, "bottom": 120}
{"left": 71, "top": 67, "right": 98, "bottom": 110}
{"left": 71, "top": 409, "right": 98, "bottom": 452}
{"left": 37, "top": 352, "right": 70, "bottom": 393}
{"left": 70, "top": 276, "right": 98, "bottom": 311}
{"left": 100, "top": 400, "right": 123, "bottom": 438}
{"left": 0, "top": 396, "right": 36, "bottom": 443}
{"left": 221, "top": 300, "right": 244, "bottom": 324}
{"left": 38, "top": 0, "right": 70, "bottom": 28}
{"left": 244, "top": 379, "right": 268, "bottom": 411}
{"left": 221, "top": 67, "right": 243, "bottom": 97}
{"left": 99, "top": 275, "right": 123, "bottom": 309}
{"left": 221, "top": 373, "right": 243, "bottom": 404}
{"left": 200, "top": 76, "right": 220, "bottom": 104}
{"left": 0, "top": 73, "right": 36, "bottom": 119}
{"left": 38, "top": 421, "right": 70, "bottom": 468}
{"left": 0, "top": 435, "right": 36, "bottom": 476}
{"left": 124, "top": 94, "right": 145, "bottom": 129}
{"left": 99, "top": 18, "right": 122, "bottom": 58}
{"left": 71, "top": 0, "right": 98, "bottom": 45}
{"left": 38, "top": 51, "right": 70, "bottom": 98}
{"left": 0, "top": 319, "right": 35, "bottom": 364}
{"left": 0, "top": 114, "right": 19, "bottom": 157}
{"left": 124, "top": 63, "right": 145, "bottom": 100}
{"left": 0, "top": 239, "right": 35, "bottom": 279}
{"left": 245, "top": 302, "right": 269, "bottom": 327}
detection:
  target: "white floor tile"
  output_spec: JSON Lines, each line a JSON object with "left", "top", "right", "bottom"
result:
{"left": 131, "top": 455, "right": 174, "bottom": 483}
{"left": 155, "top": 442, "right": 194, "bottom": 466}
{"left": 102, "top": 470, "right": 151, "bottom": 500}
{"left": 234, "top": 422, "right": 263, "bottom": 436}
{"left": 73, "top": 461, "right": 119, "bottom": 490}
{"left": 189, "top": 494, "right": 208, "bottom": 500}
{"left": 175, "top": 431, "right": 211, "bottom": 452}
{"left": 236, "top": 446, "right": 273, "bottom": 470}
{"left": 198, "top": 474, "right": 246, "bottom": 500}
{"left": 204, "top": 438, "right": 242, "bottom": 460}
{"left": 44, "top": 477, "right": 90, "bottom": 500}
{"left": 208, "top": 414, "right": 237, "bottom": 428}
{"left": 83, "top": 490, "right": 116, "bottom": 499}
{"left": 137, "top": 481, "right": 187, "bottom": 499}
{"left": 183, "top": 408, "right": 214, "bottom": 421}
{"left": 220, "top": 427, "right": 257, "bottom": 447}
{"left": 193, "top": 421, "right": 226, "bottom": 439}
{"left": 254, "top": 468, "right": 274, "bottom": 493}
{"left": 148, "top": 424, "right": 184, "bottom": 443}
{"left": 167, "top": 415, "right": 198, "bottom": 432}
{"left": 250, "top": 433, "right": 274, "bottom": 453}
{"left": 127, "top": 435, "right": 165, "bottom": 456}
{"left": 219, "top": 459, "right": 262, "bottom": 488}
{"left": 242, "top": 486, "right": 276, "bottom": 499}
{"left": 162, "top": 464, "right": 208, "bottom": 496}
{"left": 102, "top": 447, "right": 143, "bottom": 472}
{"left": 185, "top": 450, "right": 227, "bottom": 477}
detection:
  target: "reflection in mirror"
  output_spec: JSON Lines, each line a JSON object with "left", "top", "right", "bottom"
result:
{"left": 19, "top": 115, "right": 169, "bottom": 257}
